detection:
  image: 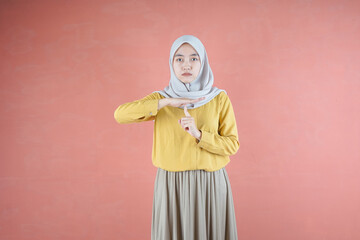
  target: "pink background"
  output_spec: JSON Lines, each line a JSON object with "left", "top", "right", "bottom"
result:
{"left": 1, "top": 0, "right": 359, "bottom": 239}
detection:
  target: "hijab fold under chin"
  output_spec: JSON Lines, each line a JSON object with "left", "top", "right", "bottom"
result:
{"left": 153, "top": 35, "right": 226, "bottom": 110}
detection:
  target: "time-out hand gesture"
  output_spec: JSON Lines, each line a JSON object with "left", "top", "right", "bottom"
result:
{"left": 158, "top": 96, "right": 205, "bottom": 111}
{"left": 166, "top": 96, "right": 205, "bottom": 108}
{"left": 178, "top": 105, "right": 201, "bottom": 140}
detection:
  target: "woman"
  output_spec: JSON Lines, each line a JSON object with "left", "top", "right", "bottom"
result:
{"left": 114, "top": 35, "right": 240, "bottom": 240}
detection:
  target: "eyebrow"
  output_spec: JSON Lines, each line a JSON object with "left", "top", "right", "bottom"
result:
{"left": 174, "top": 53, "right": 199, "bottom": 57}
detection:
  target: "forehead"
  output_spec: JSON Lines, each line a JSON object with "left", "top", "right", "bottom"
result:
{"left": 175, "top": 43, "right": 198, "bottom": 53}
{"left": 173, "top": 43, "right": 200, "bottom": 59}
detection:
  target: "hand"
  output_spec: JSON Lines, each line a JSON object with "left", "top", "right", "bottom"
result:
{"left": 166, "top": 96, "right": 205, "bottom": 108}
{"left": 178, "top": 105, "right": 202, "bottom": 140}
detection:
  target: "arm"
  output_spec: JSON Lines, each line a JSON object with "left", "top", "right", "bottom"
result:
{"left": 196, "top": 93, "right": 240, "bottom": 156}
{"left": 114, "top": 92, "right": 167, "bottom": 124}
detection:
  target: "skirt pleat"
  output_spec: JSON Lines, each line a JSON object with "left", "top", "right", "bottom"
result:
{"left": 151, "top": 167, "right": 238, "bottom": 240}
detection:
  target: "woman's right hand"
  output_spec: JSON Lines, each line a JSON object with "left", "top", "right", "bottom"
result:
{"left": 166, "top": 96, "right": 206, "bottom": 108}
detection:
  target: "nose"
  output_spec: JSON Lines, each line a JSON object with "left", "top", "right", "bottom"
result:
{"left": 183, "top": 65, "right": 191, "bottom": 70}
{"left": 183, "top": 61, "right": 191, "bottom": 70}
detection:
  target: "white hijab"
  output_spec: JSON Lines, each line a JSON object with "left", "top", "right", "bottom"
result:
{"left": 153, "top": 35, "right": 226, "bottom": 109}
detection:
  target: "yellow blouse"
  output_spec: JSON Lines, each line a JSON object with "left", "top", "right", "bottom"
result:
{"left": 114, "top": 91, "right": 240, "bottom": 172}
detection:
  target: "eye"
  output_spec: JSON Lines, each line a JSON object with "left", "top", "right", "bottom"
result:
{"left": 192, "top": 58, "right": 199, "bottom": 61}
{"left": 176, "top": 58, "right": 183, "bottom": 62}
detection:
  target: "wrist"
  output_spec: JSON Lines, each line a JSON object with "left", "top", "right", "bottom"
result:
{"left": 158, "top": 99, "right": 168, "bottom": 110}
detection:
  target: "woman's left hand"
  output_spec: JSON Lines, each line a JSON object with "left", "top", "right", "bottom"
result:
{"left": 178, "top": 105, "right": 201, "bottom": 140}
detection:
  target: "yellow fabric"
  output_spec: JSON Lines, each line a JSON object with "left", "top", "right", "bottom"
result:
{"left": 114, "top": 91, "right": 240, "bottom": 172}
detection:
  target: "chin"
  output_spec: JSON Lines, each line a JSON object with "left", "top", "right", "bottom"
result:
{"left": 180, "top": 78, "right": 194, "bottom": 83}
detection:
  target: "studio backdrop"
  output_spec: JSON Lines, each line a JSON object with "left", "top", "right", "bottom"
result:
{"left": 0, "top": 0, "right": 359, "bottom": 239}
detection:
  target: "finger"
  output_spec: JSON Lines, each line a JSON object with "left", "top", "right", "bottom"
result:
{"left": 181, "top": 116, "right": 193, "bottom": 120}
{"left": 179, "top": 120, "right": 190, "bottom": 131}
{"left": 180, "top": 118, "right": 193, "bottom": 124}
{"left": 179, "top": 120, "right": 185, "bottom": 129}
{"left": 192, "top": 96, "right": 205, "bottom": 102}
{"left": 179, "top": 119, "right": 190, "bottom": 124}
{"left": 184, "top": 105, "right": 191, "bottom": 117}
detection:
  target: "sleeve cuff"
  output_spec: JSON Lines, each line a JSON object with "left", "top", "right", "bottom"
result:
{"left": 143, "top": 99, "right": 159, "bottom": 116}
{"left": 196, "top": 129, "right": 211, "bottom": 148}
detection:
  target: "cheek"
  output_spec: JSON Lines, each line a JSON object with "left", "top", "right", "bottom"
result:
{"left": 174, "top": 65, "right": 179, "bottom": 72}
{"left": 173, "top": 64, "right": 182, "bottom": 76}
{"left": 195, "top": 63, "right": 201, "bottom": 73}
{"left": 172, "top": 64, "right": 178, "bottom": 73}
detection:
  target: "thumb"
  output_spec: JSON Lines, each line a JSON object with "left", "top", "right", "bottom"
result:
{"left": 184, "top": 105, "right": 191, "bottom": 116}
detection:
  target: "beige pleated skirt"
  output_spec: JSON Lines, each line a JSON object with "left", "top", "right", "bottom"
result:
{"left": 151, "top": 167, "right": 238, "bottom": 240}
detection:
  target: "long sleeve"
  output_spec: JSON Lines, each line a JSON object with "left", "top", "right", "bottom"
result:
{"left": 114, "top": 92, "right": 160, "bottom": 124}
{"left": 196, "top": 93, "right": 240, "bottom": 156}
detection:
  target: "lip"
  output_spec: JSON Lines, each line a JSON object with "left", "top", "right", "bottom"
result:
{"left": 182, "top": 73, "right": 192, "bottom": 76}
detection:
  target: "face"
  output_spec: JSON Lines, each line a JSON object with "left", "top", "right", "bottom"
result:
{"left": 172, "top": 43, "right": 201, "bottom": 84}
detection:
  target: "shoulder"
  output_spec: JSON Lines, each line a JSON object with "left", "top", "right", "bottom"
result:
{"left": 216, "top": 91, "right": 236, "bottom": 111}
{"left": 218, "top": 91, "right": 227, "bottom": 98}
{"left": 217, "top": 90, "right": 230, "bottom": 104}
{"left": 140, "top": 91, "right": 165, "bottom": 100}
{"left": 213, "top": 90, "right": 227, "bottom": 101}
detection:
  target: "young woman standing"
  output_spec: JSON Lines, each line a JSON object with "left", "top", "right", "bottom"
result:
{"left": 114, "top": 35, "right": 240, "bottom": 240}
